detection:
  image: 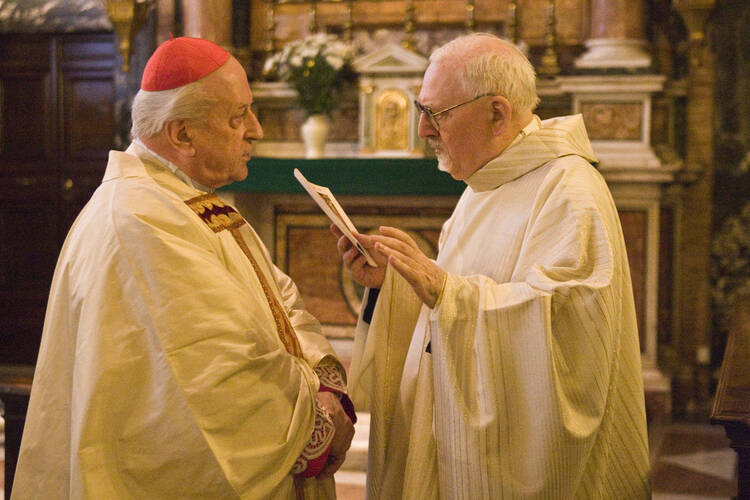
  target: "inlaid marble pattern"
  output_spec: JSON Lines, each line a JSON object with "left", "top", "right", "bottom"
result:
{"left": 581, "top": 101, "right": 643, "bottom": 141}
{"left": 276, "top": 212, "right": 445, "bottom": 338}
{"left": 619, "top": 209, "right": 647, "bottom": 350}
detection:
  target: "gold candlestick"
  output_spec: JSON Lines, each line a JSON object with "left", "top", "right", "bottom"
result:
{"left": 537, "top": 0, "right": 560, "bottom": 77}
{"left": 508, "top": 0, "right": 518, "bottom": 44}
{"left": 344, "top": 0, "right": 353, "bottom": 42}
{"left": 105, "top": 0, "right": 155, "bottom": 72}
{"left": 264, "top": 0, "right": 277, "bottom": 55}
{"left": 309, "top": 0, "right": 319, "bottom": 33}
{"left": 465, "top": 0, "right": 476, "bottom": 32}
{"left": 402, "top": 0, "right": 417, "bottom": 52}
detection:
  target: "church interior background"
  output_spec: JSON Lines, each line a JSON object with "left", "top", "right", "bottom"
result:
{"left": 0, "top": 0, "right": 748, "bottom": 498}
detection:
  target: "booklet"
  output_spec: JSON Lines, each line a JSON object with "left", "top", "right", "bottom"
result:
{"left": 293, "top": 168, "right": 378, "bottom": 267}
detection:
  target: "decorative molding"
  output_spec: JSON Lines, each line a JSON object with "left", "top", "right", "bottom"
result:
{"left": 352, "top": 42, "right": 428, "bottom": 75}
{"left": 575, "top": 38, "right": 652, "bottom": 69}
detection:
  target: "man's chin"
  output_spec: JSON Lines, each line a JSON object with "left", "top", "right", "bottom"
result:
{"left": 436, "top": 156, "right": 455, "bottom": 176}
{"left": 232, "top": 164, "right": 249, "bottom": 182}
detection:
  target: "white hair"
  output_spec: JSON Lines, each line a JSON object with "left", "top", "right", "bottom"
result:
{"left": 130, "top": 78, "right": 219, "bottom": 140}
{"left": 430, "top": 33, "right": 540, "bottom": 112}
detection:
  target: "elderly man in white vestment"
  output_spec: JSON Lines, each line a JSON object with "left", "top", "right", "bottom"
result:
{"left": 13, "top": 37, "right": 355, "bottom": 500}
{"left": 333, "top": 33, "right": 651, "bottom": 499}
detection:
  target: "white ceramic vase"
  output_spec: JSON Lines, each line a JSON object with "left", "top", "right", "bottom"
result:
{"left": 300, "top": 114, "right": 330, "bottom": 158}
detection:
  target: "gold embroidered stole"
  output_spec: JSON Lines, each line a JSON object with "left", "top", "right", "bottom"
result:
{"left": 185, "top": 193, "right": 303, "bottom": 358}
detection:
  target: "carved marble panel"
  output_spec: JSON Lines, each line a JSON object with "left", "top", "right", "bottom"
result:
{"left": 276, "top": 211, "right": 447, "bottom": 338}
{"left": 581, "top": 102, "right": 643, "bottom": 141}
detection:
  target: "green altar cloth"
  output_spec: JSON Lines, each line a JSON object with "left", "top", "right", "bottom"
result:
{"left": 224, "top": 157, "right": 464, "bottom": 196}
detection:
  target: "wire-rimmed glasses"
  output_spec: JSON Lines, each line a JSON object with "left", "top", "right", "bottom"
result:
{"left": 413, "top": 93, "right": 493, "bottom": 131}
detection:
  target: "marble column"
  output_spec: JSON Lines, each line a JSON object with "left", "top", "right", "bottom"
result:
{"left": 575, "top": 0, "right": 651, "bottom": 70}
{"left": 155, "top": 0, "right": 175, "bottom": 44}
{"left": 182, "top": 0, "right": 233, "bottom": 49}
{"left": 672, "top": 0, "right": 716, "bottom": 418}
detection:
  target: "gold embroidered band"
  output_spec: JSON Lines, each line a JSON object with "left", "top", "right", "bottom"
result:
{"left": 186, "top": 193, "right": 303, "bottom": 358}
{"left": 184, "top": 193, "right": 245, "bottom": 233}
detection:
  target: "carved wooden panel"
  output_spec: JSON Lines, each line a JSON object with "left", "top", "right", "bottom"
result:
{"left": 0, "top": 33, "right": 115, "bottom": 366}
{"left": 0, "top": 179, "right": 60, "bottom": 364}
{"left": 0, "top": 38, "right": 55, "bottom": 176}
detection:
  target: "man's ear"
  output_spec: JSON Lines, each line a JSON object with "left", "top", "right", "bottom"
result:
{"left": 490, "top": 96, "right": 512, "bottom": 136}
{"left": 164, "top": 120, "right": 195, "bottom": 156}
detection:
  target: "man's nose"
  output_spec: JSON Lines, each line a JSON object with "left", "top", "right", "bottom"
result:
{"left": 246, "top": 110, "right": 264, "bottom": 140}
{"left": 417, "top": 112, "right": 437, "bottom": 138}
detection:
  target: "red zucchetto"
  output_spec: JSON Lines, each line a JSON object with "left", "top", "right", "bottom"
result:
{"left": 141, "top": 36, "right": 231, "bottom": 91}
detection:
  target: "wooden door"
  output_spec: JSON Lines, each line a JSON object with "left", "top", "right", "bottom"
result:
{"left": 0, "top": 33, "right": 116, "bottom": 365}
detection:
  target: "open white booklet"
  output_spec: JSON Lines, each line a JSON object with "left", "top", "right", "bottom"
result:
{"left": 294, "top": 168, "right": 378, "bottom": 267}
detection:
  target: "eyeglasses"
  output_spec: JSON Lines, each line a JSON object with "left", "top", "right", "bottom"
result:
{"left": 413, "top": 93, "right": 493, "bottom": 131}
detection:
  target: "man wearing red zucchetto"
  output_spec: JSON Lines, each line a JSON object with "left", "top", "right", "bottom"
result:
{"left": 12, "top": 37, "right": 354, "bottom": 500}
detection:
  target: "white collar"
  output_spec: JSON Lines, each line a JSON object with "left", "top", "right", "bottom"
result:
{"left": 508, "top": 115, "right": 541, "bottom": 148}
{"left": 131, "top": 138, "right": 214, "bottom": 193}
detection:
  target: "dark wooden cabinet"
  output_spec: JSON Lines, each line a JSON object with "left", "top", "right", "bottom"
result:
{"left": 0, "top": 33, "right": 116, "bottom": 365}
{"left": 711, "top": 291, "right": 750, "bottom": 499}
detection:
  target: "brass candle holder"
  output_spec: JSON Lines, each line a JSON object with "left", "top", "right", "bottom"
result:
{"left": 508, "top": 0, "right": 518, "bottom": 44}
{"left": 402, "top": 0, "right": 417, "bottom": 52}
{"left": 537, "top": 0, "right": 560, "bottom": 77}
{"left": 465, "top": 0, "right": 476, "bottom": 32}
{"left": 105, "top": 0, "right": 155, "bottom": 72}
{"left": 264, "top": 0, "right": 277, "bottom": 55}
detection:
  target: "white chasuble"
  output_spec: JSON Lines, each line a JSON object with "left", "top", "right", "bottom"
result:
{"left": 13, "top": 144, "right": 339, "bottom": 500}
{"left": 350, "top": 115, "right": 651, "bottom": 499}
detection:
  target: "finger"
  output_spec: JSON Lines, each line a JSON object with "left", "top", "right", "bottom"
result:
{"left": 337, "top": 235, "right": 354, "bottom": 256}
{"left": 386, "top": 254, "right": 443, "bottom": 308}
{"left": 330, "top": 223, "right": 344, "bottom": 238}
{"left": 378, "top": 226, "right": 420, "bottom": 250}
{"left": 373, "top": 241, "right": 420, "bottom": 271}
{"left": 318, "top": 455, "right": 345, "bottom": 479}
{"left": 349, "top": 253, "right": 375, "bottom": 278}
{"left": 369, "top": 234, "right": 419, "bottom": 258}
{"left": 353, "top": 232, "right": 377, "bottom": 249}
{"left": 332, "top": 425, "right": 354, "bottom": 452}
{"left": 342, "top": 246, "right": 362, "bottom": 267}
{"left": 386, "top": 253, "right": 419, "bottom": 285}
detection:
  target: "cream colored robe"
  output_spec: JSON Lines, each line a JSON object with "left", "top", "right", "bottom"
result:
{"left": 350, "top": 115, "right": 651, "bottom": 499}
{"left": 13, "top": 145, "right": 339, "bottom": 499}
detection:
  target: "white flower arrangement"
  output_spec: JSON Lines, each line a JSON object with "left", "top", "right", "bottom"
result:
{"left": 263, "top": 33, "right": 356, "bottom": 116}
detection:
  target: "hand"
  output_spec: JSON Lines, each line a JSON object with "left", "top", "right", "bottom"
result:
{"left": 369, "top": 226, "right": 446, "bottom": 308}
{"left": 331, "top": 224, "right": 388, "bottom": 289}
{"left": 316, "top": 391, "right": 354, "bottom": 479}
